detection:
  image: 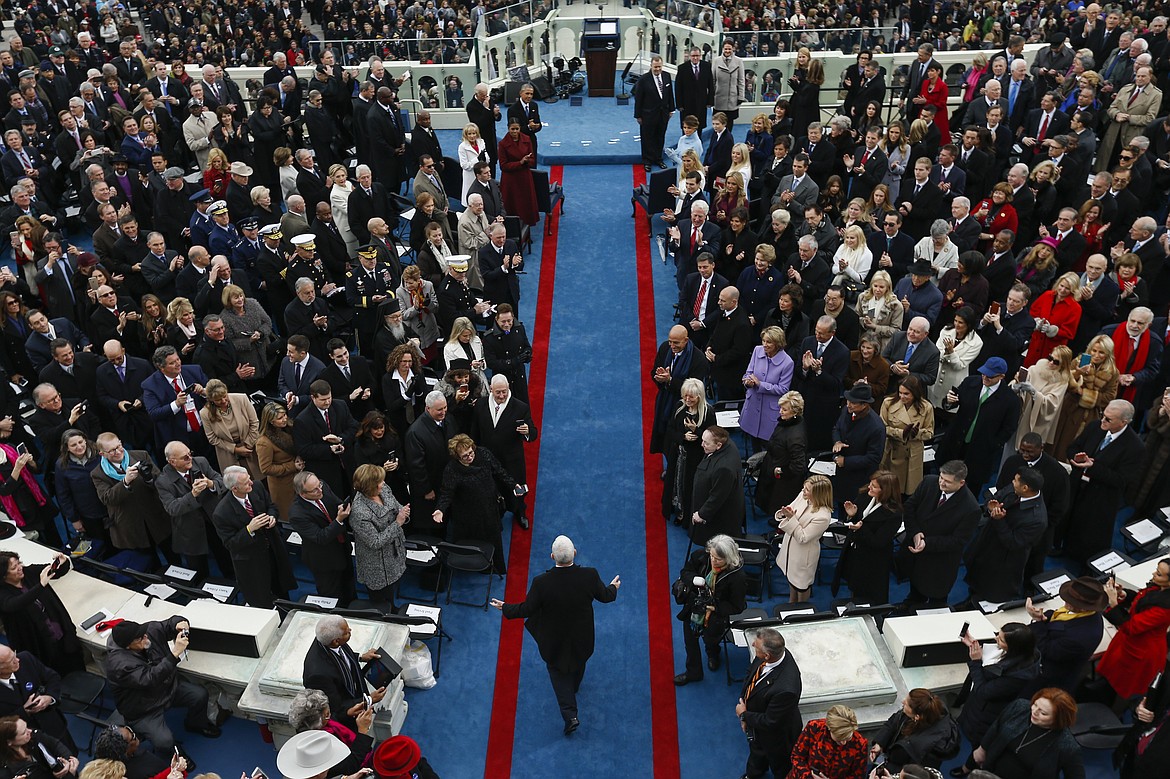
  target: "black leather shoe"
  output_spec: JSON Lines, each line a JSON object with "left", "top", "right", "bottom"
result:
{"left": 673, "top": 673, "right": 700, "bottom": 685}
{"left": 949, "top": 768, "right": 969, "bottom": 778}
{"left": 516, "top": 516, "right": 530, "bottom": 530}
{"left": 187, "top": 725, "right": 221, "bottom": 738}
{"left": 657, "top": 161, "right": 667, "bottom": 169}
{"left": 708, "top": 655, "right": 721, "bottom": 671}
{"left": 563, "top": 718, "right": 579, "bottom": 735}
{"left": 643, "top": 164, "right": 652, "bottom": 172}
{"left": 214, "top": 708, "right": 232, "bottom": 726}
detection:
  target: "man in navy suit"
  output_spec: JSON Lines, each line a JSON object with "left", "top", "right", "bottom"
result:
{"left": 633, "top": 56, "right": 675, "bottom": 171}
{"left": 141, "top": 345, "right": 213, "bottom": 461}
{"left": 669, "top": 201, "right": 721, "bottom": 289}
{"left": 796, "top": 315, "right": 850, "bottom": 450}
{"left": 24, "top": 310, "right": 88, "bottom": 373}
{"left": 900, "top": 44, "right": 940, "bottom": 121}
{"left": 898, "top": 158, "right": 945, "bottom": 239}
{"left": 278, "top": 334, "right": 326, "bottom": 416}
{"left": 929, "top": 144, "right": 967, "bottom": 204}
{"left": 844, "top": 127, "right": 887, "bottom": 201}
{"left": 679, "top": 254, "right": 729, "bottom": 349}
{"left": 33, "top": 241, "right": 80, "bottom": 321}
{"left": 96, "top": 340, "right": 153, "bottom": 455}
{"left": 294, "top": 380, "right": 358, "bottom": 499}
{"left": 734, "top": 628, "right": 803, "bottom": 779}
{"left": 1, "top": 129, "right": 50, "bottom": 191}
{"left": 674, "top": 47, "right": 714, "bottom": 132}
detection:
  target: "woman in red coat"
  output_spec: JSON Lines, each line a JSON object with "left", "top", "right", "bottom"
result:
{"left": 1024, "top": 272, "right": 1082, "bottom": 367}
{"left": 788, "top": 705, "right": 869, "bottom": 779}
{"left": 497, "top": 119, "right": 539, "bottom": 226}
{"left": 916, "top": 62, "right": 950, "bottom": 141}
{"left": 1098, "top": 559, "right": 1170, "bottom": 699}
{"left": 973, "top": 183, "right": 1018, "bottom": 253}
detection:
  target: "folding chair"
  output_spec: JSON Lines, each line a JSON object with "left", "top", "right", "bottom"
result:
{"left": 720, "top": 610, "right": 772, "bottom": 685}
{"left": 733, "top": 535, "right": 772, "bottom": 602}
{"left": 437, "top": 541, "right": 496, "bottom": 608}
{"left": 58, "top": 671, "right": 108, "bottom": 752}
{"left": 401, "top": 536, "right": 443, "bottom": 604}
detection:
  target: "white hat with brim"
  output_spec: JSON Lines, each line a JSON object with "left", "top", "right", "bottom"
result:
{"left": 276, "top": 731, "right": 350, "bottom": 779}
{"left": 292, "top": 234, "right": 316, "bottom": 248}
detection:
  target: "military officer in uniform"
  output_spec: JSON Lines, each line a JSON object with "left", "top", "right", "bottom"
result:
{"left": 207, "top": 200, "right": 243, "bottom": 259}
{"left": 344, "top": 244, "right": 395, "bottom": 354}
{"left": 231, "top": 216, "right": 264, "bottom": 295}
{"left": 256, "top": 224, "right": 294, "bottom": 318}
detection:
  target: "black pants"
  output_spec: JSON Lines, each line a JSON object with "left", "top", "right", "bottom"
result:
{"left": 639, "top": 112, "right": 668, "bottom": 165}
{"left": 546, "top": 663, "right": 585, "bottom": 723}
{"left": 745, "top": 736, "right": 791, "bottom": 778}
{"left": 312, "top": 565, "right": 357, "bottom": 604}
{"left": 130, "top": 679, "right": 211, "bottom": 754}
{"left": 682, "top": 622, "right": 721, "bottom": 679}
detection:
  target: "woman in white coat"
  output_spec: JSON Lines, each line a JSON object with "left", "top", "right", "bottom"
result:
{"left": 457, "top": 123, "right": 491, "bottom": 203}
{"left": 928, "top": 307, "right": 984, "bottom": 408}
{"left": 1012, "top": 345, "right": 1072, "bottom": 449}
{"left": 775, "top": 474, "right": 834, "bottom": 603}
{"left": 443, "top": 316, "right": 488, "bottom": 389}
{"left": 327, "top": 164, "right": 359, "bottom": 257}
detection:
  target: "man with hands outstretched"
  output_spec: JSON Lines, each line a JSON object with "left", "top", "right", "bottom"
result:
{"left": 491, "top": 536, "right": 619, "bottom": 736}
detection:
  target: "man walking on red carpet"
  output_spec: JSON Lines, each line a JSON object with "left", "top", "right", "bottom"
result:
{"left": 491, "top": 535, "right": 620, "bottom": 736}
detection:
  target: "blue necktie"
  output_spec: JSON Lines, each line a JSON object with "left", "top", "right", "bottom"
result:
{"left": 905, "top": 342, "right": 916, "bottom": 362}
{"left": 1009, "top": 81, "right": 1019, "bottom": 115}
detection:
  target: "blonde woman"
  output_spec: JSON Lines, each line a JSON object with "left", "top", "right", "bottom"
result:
{"left": 775, "top": 474, "right": 833, "bottom": 602}
{"left": 678, "top": 148, "right": 707, "bottom": 191}
{"left": 726, "top": 142, "right": 753, "bottom": 190}
{"left": 199, "top": 378, "right": 263, "bottom": 481}
{"left": 327, "top": 163, "right": 358, "bottom": 256}
{"left": 1050, "top": 335, "right": 1119, "bottom": 460}
{"left": 1013, "top": 345, "right": 1072, "bottom": 450}
{"left": 856, "top": 270, "right": 903, "bottom": 352}
{"left": 790, "top": 705, "right": 869, "bottom": 777}
{"left": 929, "top": 307, "right": 984, "bottom": 408}
{"left": 831, "top": 224, "right": 873, "bottom": 285}
{"left": 457, "top": 123, "right": 490, "bottom": 202}
{"left": 443, "top": 316, "right": 487, "bottom": 388}
{"left": 880, "top": 121, "right": 910, "bottom": 200}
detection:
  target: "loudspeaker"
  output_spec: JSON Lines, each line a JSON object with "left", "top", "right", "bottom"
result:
{"left": 530, "top": 75, "right": 554, "bottom": 100}
{"left": 504, "top": 81, "right": 524, "bottom": 106}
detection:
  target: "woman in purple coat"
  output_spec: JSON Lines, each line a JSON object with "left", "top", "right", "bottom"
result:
{"left": 739, "top": 326, "right": 794, "bottom": 448}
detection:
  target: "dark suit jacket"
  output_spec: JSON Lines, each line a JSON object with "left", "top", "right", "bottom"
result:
{"left": 302, "top": 638, "right": 368, "bottom": 727}
{"left": 882, "top": 331, "right": 941, "bottom": 390}
{"left": 24, "top": 320, "right": 87, "bottom": 373}
{"left": 950, "top": 217, "right": 982, "bottom": 255}
{"left": 671, "top": 218, "right": 721, "bottom": 287}
{"left": 321, "top": 357, "right": 377, "bottom": 421}
{"left": 501, "top": 564, "right": 618, "bottom": 673}
{"left": 740, "top": 651, "right": 803, "bottom": 755}
{"left": 404, "top": 414, "right": 456, "bottom": 500}
{"left": 0, "top": 651, "right": 69, "bottom": 741}
{"left": 794, "top": 136, "right": 836, "bottom": 187}
{"left": 277, "top": 355, "right": 326, "bottom": 415}
{"left": 210, "top": 482, "right": 294, "bottom": 608}
{"left": 1001, "top": 77, "right": 1037, "bottom": 131}
{"left": 899, "top": 180, "right": 945, "bottom": 237}
{"left": 39, "top": 352, "right": 103, "bottom": 408}
{"left": 965, "top": 490, "right": 1048, "bottom": 601}
{"left": 966, "top": 96, "right": 1007, "bottom": 128}
{"left": 678, "top": 271, "right": 730, "bottom": 336}
{"left": 703, "top": 129, "right": 734, "bottom": 186}
{"left": 673, "top": 60, "right": 714, "bottom": 128}
{"left": 154, "top": 457, "right": 227, "bottom": 555}
{"left": 346, "top": 183, "right": 392, "bottom": 244}
{"left": 983, "top": 250, "right": 1020, "bottom": 304}
{"left": 506, "top": 99, "right": 541, "bottom": 150}
{"left": 478, "top": 239, "right": 523, "bottom": 310}
{"left": 466, "top": 95, "right": 500, "bottom": 153}
{"left": 471, "top": 395, "right": 536, "bottom": 482}
{"left": 288, "top": 484, "right": 352, "bottom": 574}
{"left": 997, "top": 452, "right": 1070, "bottom": 535}
{"left": 846, "top": 144, "right": 888, "bottom": 201}
{"left": 467, "top": 178, "right": 506, "bottom": 221}
{"left": 33, "top": 257, "right": 80, "bottom": 321}
{"left": 95, "top": 355, "right": 152, "bottom": 436}
{"left": 691, "top": 441, "right": 745, "bottom": 544}
{"left": 142, "top": 365, "right": 209, "bottom": 450}
{"left": 900, "top": 478, "right": 982, "bottom": 600}
{"left": 294, "top": 400, "right": 358, "bottom": 496}
{"left": 633, "top": 71, "right": 675, "bottom": 119}
{"left": 939, "top": 376, "right": 1021, "bottom": 491}
{"left": 706, "top": 307, "right": 753, "bottom": 393}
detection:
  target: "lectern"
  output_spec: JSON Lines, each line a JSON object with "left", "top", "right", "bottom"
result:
{"left": 582, "top": 19, "right": 619, "bottom": 97}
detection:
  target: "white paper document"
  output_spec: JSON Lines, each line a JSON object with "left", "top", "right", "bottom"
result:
{"left": 1128, "top": 519, "right": 1164, "bottom": 545}
{"left": 810, "top": 461, "right": 837, "bottom": 476}
{"left": 144, "top": 583, "right": 176, "bottom": 600}
{"left": 165, "top": 565, "right": 197, "bottom": 581}
{"left": 202, "top": 582, "right": 234, "bottom": 602}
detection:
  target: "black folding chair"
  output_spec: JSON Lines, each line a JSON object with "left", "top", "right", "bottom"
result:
{"left": 437, "top": 541, "right": 496, "bottom": 609}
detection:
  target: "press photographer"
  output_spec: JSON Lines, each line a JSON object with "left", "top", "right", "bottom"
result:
{"left": 672, "top": 534, "right": 746, "bottom": 686}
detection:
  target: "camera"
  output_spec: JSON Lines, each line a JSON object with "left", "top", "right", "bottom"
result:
{"left": 136, "top": 461, "right": 157, "bottom": 484}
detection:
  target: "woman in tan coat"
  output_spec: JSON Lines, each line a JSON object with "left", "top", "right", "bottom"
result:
{"left": 1049, "top": 335, "right": 1119, "bottom": 461}
{"left": 255, "top": 403, "right": 301, "bottom": 520}
{"left": 199, "top": 379, "right": 262, "bottom": 482}
{"left": 1012, "top": 345, "right": 1072, "bottom": 449}
{"left": 879, "top": 375, "right": 934, "bottom": 495}
{"left": 775, "top": 474, "right": 834, "bottom": 603}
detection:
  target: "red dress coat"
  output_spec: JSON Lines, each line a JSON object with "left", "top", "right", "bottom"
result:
{"left": 1024, "top": 290, "right": 1081, "bottom": 367}
{"left": 788, "top": 718, "right": 869, "bottom": 779}
{"left": 974, "top": 200, "right": 1017, "bottom": 252}
{"left": 920, "top": 77, "right": 950, "bottom": 139}
{"left": 497, "top": 133, "right": 538, "bottom": 226}
{"left": 1098, "top": 586, "right": 1170, "bottom": 698}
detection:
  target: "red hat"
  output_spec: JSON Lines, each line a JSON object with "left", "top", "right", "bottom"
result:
{"left": 372, "top": 736, "right": 421, "bottom": 778}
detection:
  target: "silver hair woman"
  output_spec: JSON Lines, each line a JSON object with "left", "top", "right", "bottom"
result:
{"left": 287, "top": 688, "right": 373, "bottom": 771}
{"left": 673, "top": 533, "right": 747, "bottom": 685}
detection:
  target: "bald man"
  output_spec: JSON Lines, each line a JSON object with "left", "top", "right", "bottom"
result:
{"left": 0, "top": 646, "right": 75, "bottom": 751}
{"left": 95, "top": 339, "right": 153, "bottom": 463}
{"left": 650, "top": 325, "right": 709, "bottom": 455}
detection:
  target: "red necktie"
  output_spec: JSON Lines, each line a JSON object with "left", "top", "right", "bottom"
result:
{"left": 316, "top": 500, "right": 330, "bottom": 520}
{"left": 693, "top": 278, "right": 708, "bottom": 318}
{"left": 324, "top": 409, "right": 331, "bottom": 431}
{"left": 861, "top": 149, "right": 871, "bottom": 165}
{"left": 691, "top": 227, "right": 699, "bottom": 254}
{"left": 1037, "top": 113, "right": 1049, "bottom": 141}
{"left": 244, "top": 497, "right": 254, "bottom": 517}
{"left": 172, "top": 377, "right": 201, "bottom": 431}
{"left": 1128, "top": 88, "right": 1142, "bottom": 107}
